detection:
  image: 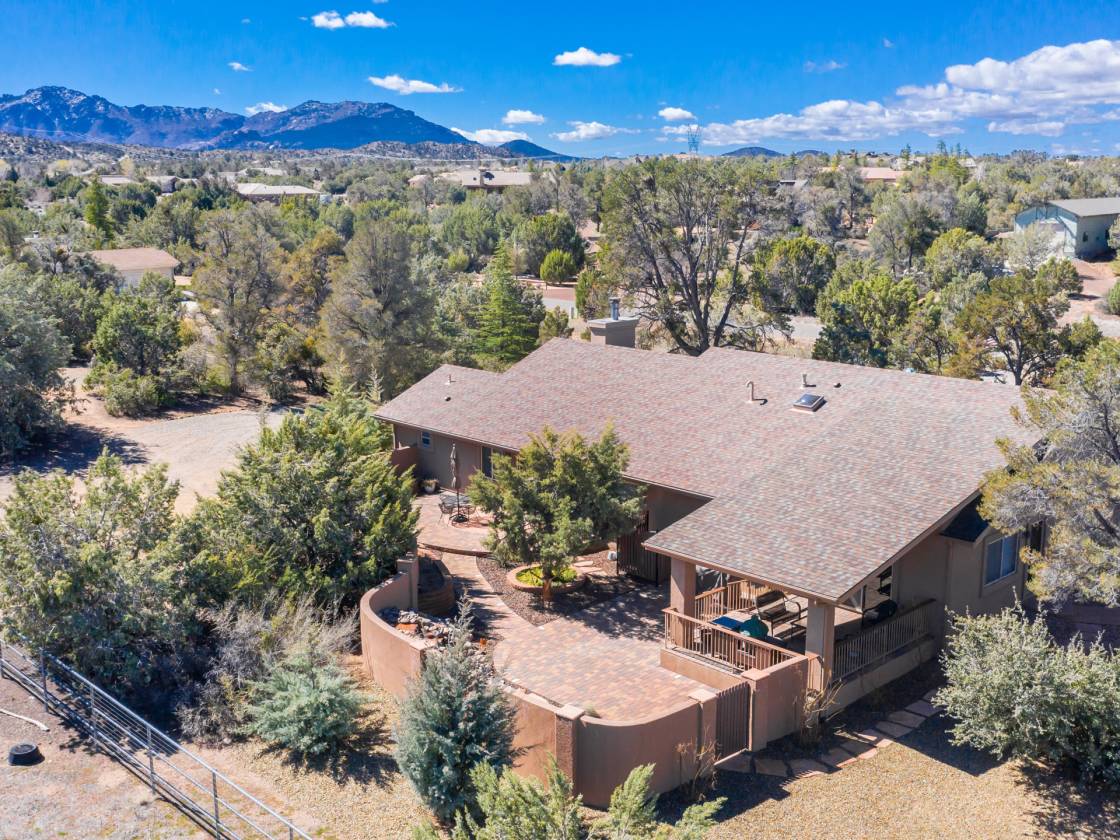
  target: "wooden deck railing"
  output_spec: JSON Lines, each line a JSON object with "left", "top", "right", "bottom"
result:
{"left": 663, "top": 608, "right": 800, "bottom": 673}
{"left": 694, "top": 579, "right": 774, "bottom": 622}
{"left": 832, "top": 599, "right": 938, "bottom": 682}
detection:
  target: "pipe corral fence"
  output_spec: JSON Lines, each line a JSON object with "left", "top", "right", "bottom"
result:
{"left": 0, "top": 636, "right": 312, "bottom": 840}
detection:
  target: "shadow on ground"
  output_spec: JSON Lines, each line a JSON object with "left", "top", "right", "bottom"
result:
{"left": 1, "top": 423, "right": 148, "bottom": 480}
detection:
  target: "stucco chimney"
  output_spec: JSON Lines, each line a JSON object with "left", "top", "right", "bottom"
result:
{"left": 588, "top": 298, "right": 639, "bottom": 348}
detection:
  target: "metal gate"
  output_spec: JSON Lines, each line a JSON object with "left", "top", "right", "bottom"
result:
{"left": 617, "top": 526, "right": 671, "bottom": 584}
{"left": 715, "top": 680, "right": 751, "bottom": 758}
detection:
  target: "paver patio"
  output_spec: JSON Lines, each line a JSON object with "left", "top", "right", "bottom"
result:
{"left": 414, "top": 493, "right": 491, "bottom": 555}
{"left": 492, "top": 586, "right": 705, "bottom": 720}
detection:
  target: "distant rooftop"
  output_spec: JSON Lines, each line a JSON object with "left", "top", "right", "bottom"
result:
{"left": 1049, "top": 197, "right": 1120, "bottom": 217}
{"left": 235, "top": 183, "right": 320, "bottom": 197}
{"left": 86, "top": 246, "right": 178, "bottom": 272}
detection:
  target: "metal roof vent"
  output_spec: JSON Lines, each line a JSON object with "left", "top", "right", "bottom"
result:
{"left": 792, "top": 392, "right": 826, "bottom": 413}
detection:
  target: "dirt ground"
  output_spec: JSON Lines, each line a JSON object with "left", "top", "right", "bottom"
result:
{"left": 1067, "top": 258, "right": 1120, "bottom": 337}
{"left": 0, "top": 675, "right": 206, "bottom": 839}
{"left": 0, "top": 367, "right": 285, "bottom": 513}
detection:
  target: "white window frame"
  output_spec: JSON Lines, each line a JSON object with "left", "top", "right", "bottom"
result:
{"left": 983, "top": 532, "right": 1019, "bottom": 588}
{"left": 420, "top": 430, "right": 432, "bottom": 450}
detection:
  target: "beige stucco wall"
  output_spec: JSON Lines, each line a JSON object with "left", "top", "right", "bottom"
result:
{"left": 393, "top": 424, "right": 484, "bottom": 490}
{"left": 359, "top": 569, "right": 431, "bottom": 699}
{"left": 645, "top": 486, "right": 710, "bottom": 532}
{"left": 744, "top": 655, "right": 808, "bottom": 750}
{"left": 944, "top": 526, "right": 1027, "bottom": 618}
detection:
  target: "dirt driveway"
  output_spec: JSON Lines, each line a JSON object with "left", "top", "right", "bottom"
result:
{"left": 1067, "top": 259, "right": 1120, "bottom": 337}
{"left": 0, "top": 367, "right": 285, "bottom": 513}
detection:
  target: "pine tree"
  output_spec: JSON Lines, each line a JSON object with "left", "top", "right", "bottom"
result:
{"left": 476, "top": 242, "right": 541, "bottom": 368}
{"left": 396, "top": 600, "right": 516, "bottom": 823}
{"left": 83, "top": 178, "right": 112, "bottom": 243}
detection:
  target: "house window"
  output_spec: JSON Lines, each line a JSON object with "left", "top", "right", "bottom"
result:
{"left": 984, "top": 533, "right": 1019, "bottom": 586}
{"left": 482, "top": 446, "right": 493, "bottom": 477}
{"left": 420, "top": 430, "right": 432, "bottom": 450}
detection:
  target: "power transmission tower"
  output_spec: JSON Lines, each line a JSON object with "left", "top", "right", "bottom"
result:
{"left": 686, "top": 124, "right": 701, "bottom": 156}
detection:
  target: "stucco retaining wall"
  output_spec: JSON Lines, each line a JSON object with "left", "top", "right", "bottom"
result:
{"left": 359, "top": 563, "right": 432, "bottom": 699}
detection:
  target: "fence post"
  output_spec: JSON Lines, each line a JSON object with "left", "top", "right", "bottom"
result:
{"left": 39, "top": 650, "right": 49, "bottom": 712}
{"left": 147, "top": 724, "right": 157, "bottom": 793}
{"left": 89, "top": 682, "right": 98, "bottom": 744}
{"left": 212, "top": 770, "right": 221, "bottom": 839}
{"left": 0, "top": 637, "right": 5, "bottom": 680}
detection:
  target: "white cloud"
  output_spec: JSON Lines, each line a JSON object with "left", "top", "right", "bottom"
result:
{"left": 553, "top": 47, "right": 621, "bottom": 67}
{"left": 883, "top": 38, "right": 894, "bottom": 48}
{"left": 453, "top": 127, "right": 530, "bottom": 144}
{"left": 987, "top": 119, "right": 1066, "bottom": 136}
{"left": 213, "top": 88, "right": 222, "bottom": 95}
{"left": 503, "top": 109, "right": 546, "bottom": 125}
{"left": 658, "top": 106, "right": 696, "bottom": 121}
{"left": 368, "top": 74, "right": 460, "bottom": 95}
{"left": 685, "top": 38, "right": 1120, "bottom": 145}
{"left": 552, "top": 121, "right": 637, "bottom": 142}
{"left": 241, "top": 17, "right": 251, "bottom": 24}
{"left": 313, "top": 9, "right": 393, "bottom": 28}
{"left": 245, "top": 102, "right": 287, "bottom": 115}
{"left": 228, "top": 61, "right": 251, "bottom": 72}
{"left": 312, "top": 11, "right": 345, "bottom": 28}
{"left": 804, "top": 60, "right": 846, "bottom": 73}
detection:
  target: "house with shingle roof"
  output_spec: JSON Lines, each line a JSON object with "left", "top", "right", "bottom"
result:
{"left": 1014, "top": 197, "right": 1120, "bottom": 258}
{"left": 86, "top": 246, "right": 179, "bottom": 287}
{"left": 376, "top": 325, "right": 1040, "bottom": 737}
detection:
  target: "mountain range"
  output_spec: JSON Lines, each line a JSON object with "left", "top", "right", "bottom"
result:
{"left": 0, "top": 86, "right": 566, "bottom": 158}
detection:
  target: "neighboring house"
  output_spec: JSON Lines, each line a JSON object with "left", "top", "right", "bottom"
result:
{"left": 99, "top": 175, "right": 136, "bottom": 187}
{"left": 86, "top": 246, "right": 179, "bottom": 287}
{"left": 1014, "top": 197, "right": 1120, "bottom": 259}
{"left": 858, "top": 166, "right": 903, "bottom": 184}
{"left": 235, "top": 182, "right": 322, "bottom": 203}
{"left": 437, "top": 168, "right": 532, "bottom": 191}
{"left": 375, "top": 325, "right": 1038, "bottom": 751}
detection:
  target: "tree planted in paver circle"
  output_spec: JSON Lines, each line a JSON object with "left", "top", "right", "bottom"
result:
{"left": 469, "top": 425, "right": 643, "bottom": 601}
{"left": 396, "top": 600, "right": 516, "bottom": 824}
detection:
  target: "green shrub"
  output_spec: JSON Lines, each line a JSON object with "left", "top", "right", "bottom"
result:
{"left": 937, "top": 603, "right": 1120, "bottom": 788}
{"left": 446, "top": 249, "right": 471, "bottom": 273}
{"left": 243, "top": 651, "right": 363, "bottom": 756}
{"left": 95, "top": 365, "right": 166, "bottom": 416}
{"left": 396, "top": 601, "right": 516, "bottom": 823}
{"left": 1107, "top": 281, "right": 1120, "bottom": 316}
{"left": 539, "top": 249, "right": 577, "bottom": 283}
{"left": 178, "top": 595, "right": 354, "bottom": 744}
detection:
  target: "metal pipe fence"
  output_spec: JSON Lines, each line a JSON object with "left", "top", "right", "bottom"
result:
{"left": 0, "top": 636, "right": 311, "bottom": 840}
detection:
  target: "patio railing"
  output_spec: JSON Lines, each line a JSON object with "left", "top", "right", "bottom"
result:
{"left": 663, "top": 608, "right": 800, "bottom": 673}
{"left": 832, "top": 599, "right": 938, "bottom": 682}
{"left": 694, "top": 579, "right": 775, "bottom": 622}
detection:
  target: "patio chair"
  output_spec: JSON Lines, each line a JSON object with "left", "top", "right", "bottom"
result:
{"left": 758, "top": 593, "right": 803, "bottom": 627}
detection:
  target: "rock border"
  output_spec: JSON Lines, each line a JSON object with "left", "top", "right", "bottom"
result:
{"left": 505, "top": 564, "right": 589, "bottom": 595}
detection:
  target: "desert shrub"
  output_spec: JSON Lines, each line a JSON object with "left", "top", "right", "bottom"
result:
{"left": 92, "top": 364, "right": 166, "bottom": 416}
{"left": 242, "top": 651, "right": 363, "bottom": 756}
{"left": 178, "top": 595, "right": 353, "bottom": 743}
{"left": 444, "top": 760, "right": 723, "bottom": 839}
{"left": 937, "top": 603, "right": 1120, "bottom": 787}
{"left": 446, "top": 249, "right": 471, "bottom": 273}
{"left": 396, "top": 600, "right": 516, "bottom": 823}
{"left": 0, "top": 453, "right": 195, "bottom": 700}
{"left": 1107, "top": 282, "right": 1120, "bottom": 316}
{"left": 183, "top": 390, "right": 412, "bottom": 609}
{"left": 539, "top": 249, "right": 577, "bottom": 284}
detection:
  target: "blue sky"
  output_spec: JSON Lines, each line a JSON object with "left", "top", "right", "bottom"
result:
{"left": 3, "top": 0, "right": 1120, "bottom": 156}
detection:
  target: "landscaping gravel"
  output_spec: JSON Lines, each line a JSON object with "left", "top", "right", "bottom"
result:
{"left": 475, "top": 551, "right": 639, "bottom": 626}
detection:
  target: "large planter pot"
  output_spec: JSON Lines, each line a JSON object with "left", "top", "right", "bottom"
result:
{"left": 506, "top": 564, "right": 588, "bottom": 595}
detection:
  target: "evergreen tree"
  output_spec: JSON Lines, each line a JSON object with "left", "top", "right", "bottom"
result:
{"left": 396, "top": 600, "right": 516, "bottom": 824}
{"left": 83, "top": 178, "right": 112, "bottom": 243}
{"left": 476, "top": 243, "right": 542, "bottom": 368}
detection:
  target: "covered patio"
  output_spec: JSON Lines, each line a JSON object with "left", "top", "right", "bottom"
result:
{"left": 661, "top": 554, "right": 938, "bottom": 690}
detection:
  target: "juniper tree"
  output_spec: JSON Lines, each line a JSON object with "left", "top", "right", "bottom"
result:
{"left": 396, "top": 600, "right": 516, "bottom": 824}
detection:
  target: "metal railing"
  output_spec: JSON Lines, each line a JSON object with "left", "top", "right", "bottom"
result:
{"left": 663, "top": 608, "right": 801, "bottom": 673}
{"left": 832, "top": 599, "right": 938, "bottom": 682}
{"left": 0, "top": 637, "right": 311, "bottom": 840}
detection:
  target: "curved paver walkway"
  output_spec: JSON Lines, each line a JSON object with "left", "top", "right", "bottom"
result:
{"left": 438, "top": 553, "right": 533, "bottom": 641}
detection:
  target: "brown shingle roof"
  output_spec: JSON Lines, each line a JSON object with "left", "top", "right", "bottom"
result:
{"left": 86, "top": 247, "right": 179, "bottom": 272}
{"left": 377, "top": 340, "right": 1033, "bottom": 602}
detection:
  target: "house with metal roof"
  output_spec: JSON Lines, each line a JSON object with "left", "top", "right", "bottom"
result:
{"left": 1014, "top": 197, "right": 1120, "bottom": 258}
{"left": 374, "top": 325, "right": 1041, "bottom": 747}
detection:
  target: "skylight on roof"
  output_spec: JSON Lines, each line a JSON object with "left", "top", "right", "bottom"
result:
{"left": 793, "top": 393, "right": 825, "bottom": 413}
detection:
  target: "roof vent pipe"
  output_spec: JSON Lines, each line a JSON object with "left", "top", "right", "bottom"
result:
{"left": 801, "top": 372, "right": 810, "bottom": 388}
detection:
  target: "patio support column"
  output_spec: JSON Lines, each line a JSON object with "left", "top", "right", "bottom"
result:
{"left": 804, "top": 600, "right": 836, "bottom": 678}
{"left": 670, "top": 557, "right": 697, "bottom": 617}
